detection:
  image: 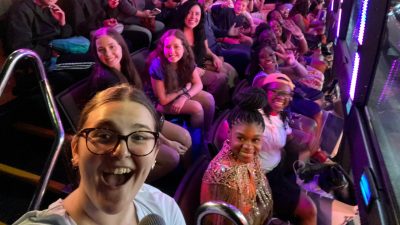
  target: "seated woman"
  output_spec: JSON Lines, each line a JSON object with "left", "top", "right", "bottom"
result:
{"left": 174, "top": 0, "right": 238, "bottom": 108}
{"left": 253, "top": 73, "right": 317, "bottom": 225}
{"left": 201, "top": 87, "right": 273, "bottom": 225}
{"left": 267, "top": 18, "right": 325, "bottom": 91}
{"left": 89, "top": 27, "right": 192, "bottom": 181}
{"left": 249, "top": 42, "right": 323, "bottom": 152}
{"left": 13, "top": 84, "right": 185, "bottom": 224}
{"left": 148, "top": 29, "right": 215, "bottom": 138}
{"left": 289, "top": 0, "right": 325, "bottom": 36}
{"left": 267, "top": 8, "right": 309, "bottom": 55}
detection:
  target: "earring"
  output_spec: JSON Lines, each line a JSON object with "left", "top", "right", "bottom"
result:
{"left": 151, "top": 160, "right": 157, "bottom": 170}
{"left": 258, "top": 64, "right": 264, "bottom": 71}
{"left": 71, "top": 158, "right": 78, "bottom": 169}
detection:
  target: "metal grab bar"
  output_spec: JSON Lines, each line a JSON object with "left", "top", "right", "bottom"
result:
{"left": 196, "top": 201, "right": 249, "bottom": 225}
{"left": 0, "top": 49, "right": 65, "bottom": 210}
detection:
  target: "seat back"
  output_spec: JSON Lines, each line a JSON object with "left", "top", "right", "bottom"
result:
{"left": 207, "top": 110, "right": 230, "bottom": 158}
{"left": 55, "top": 77, "right": 91, "bottom": 132}
{"left": 174, "top": 155, "right": 210, "bottom": 225}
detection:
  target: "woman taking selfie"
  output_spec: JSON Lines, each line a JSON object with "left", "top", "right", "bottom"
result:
{"left": 14, "top": 84, "right": 185, "bottom": 225}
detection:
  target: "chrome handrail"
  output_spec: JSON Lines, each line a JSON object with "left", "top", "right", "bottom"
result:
{"left": 196, "top": 201, "right": 249, "bottom": 225}
{"left": 0, "top": 49, "right": 65, "bottom": 210}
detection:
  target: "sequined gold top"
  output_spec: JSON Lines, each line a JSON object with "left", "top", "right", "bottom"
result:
{"left": 201, "top": 141, "right": 273, "bottom": 225}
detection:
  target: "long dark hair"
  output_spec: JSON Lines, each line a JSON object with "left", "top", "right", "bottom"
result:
{"left": 174, "top": 0, "right": 207, "bottom": 66}
{"left": 147, "top": 29, "right": 196, "bottom": 93}
{"left": 290, "top": 0, "right": 310, "bottom": 17}
{"left": 90, "top": 27, "right": 142, "bottom": 89}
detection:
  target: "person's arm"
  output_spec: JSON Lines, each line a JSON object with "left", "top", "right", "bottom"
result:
{"left": 187, "top": 67, "right": 203, "bottom": 97}
{"left": 205, "top": 40, "right": 223, "bottom": 71}
{"left": 247, "top": 0, "right": 254, "bottom": 12}
{"left": 291, "top": 14, "right": 307, "bottom": 33}
{"left": 284, "top": 20, "right": 308, "bottom": 54}
{"left": 151, "top": 78, "right": 185, "bottom": 105}
{"left": 276, "top": 50, "right": 308, "bottom": 78}
{"left": 166, "top": 67, "right": 202, "bottom": 113}
{"left": 293, "top": 34, "right": 308, "bottom": 55}
{"left": 118, "top": 0, "right": 138, "bottom": 16}
{"left": 159, "top": 133, "right": 188, "bottom": 155}
{"left": 7, "top": 4, "right": 51, "bottom": 60}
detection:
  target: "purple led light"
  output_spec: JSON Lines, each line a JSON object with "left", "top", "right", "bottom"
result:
{"left": 350, "top": 53, "right": 360, "bottom": 100}
{"left": 377, "top": 59, "right": 400, "bottom": 105}
{"left": 330, "top": 0, "right": 334, "bottom": 11}
{"left": 357, "top": 0, "right": 369, "bottom": 45}
{"left": 336, "top": 0, "right": 343, "bottom": 37}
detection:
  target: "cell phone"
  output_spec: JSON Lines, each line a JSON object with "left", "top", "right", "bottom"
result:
{"left": 151, "top": 8, "right": 162, "bottom": 15}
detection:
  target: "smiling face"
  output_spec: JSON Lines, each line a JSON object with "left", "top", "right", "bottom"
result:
{"left": 269, "top": 20, "right": 283, "bottom": 38}
{"left": 258, "top": 47, "right": 277, "bottom": 73}
{"left": 234, "top": 0, "right": 248, "bottom": 15}
{"left": 278, "top": 6, "right": 291, "bottom": 19}
{"left": 229, "top": 122, "right": 263, "bottom": 164}
{"left": 163, "top": 35, "right": 184, "bottom": 64}
{"left": 269, "top": 10, "right": 284, "bottom": 22}
{"left": 184, "top": 5, "right": 202, "bottom": 29}
{"left": 71, "top": 100, "right": 158, "bottom": 214}
{"left": 96, "top": 35, "right": 123, "bottom": 71}
{"left": 265, "top": 82, "right": 292, "bottom": 113}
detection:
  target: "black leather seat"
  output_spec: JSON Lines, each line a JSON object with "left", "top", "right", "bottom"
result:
{"left": 174, "top": 155, "right": 210, "bottom": 225}
{"left": 55, "top": 77, "right": 91, "bottom": 132}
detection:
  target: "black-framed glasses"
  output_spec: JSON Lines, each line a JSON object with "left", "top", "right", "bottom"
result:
{"left": 78, "top": 128, "right": 159, "bottom": 156}
{"left": 267, "top": 89, "right": 293, "bottom": 98}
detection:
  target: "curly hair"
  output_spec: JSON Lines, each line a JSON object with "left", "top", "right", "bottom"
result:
{"left": 247, "top": 43, "right": 277, "bottom": 80}
{"left": 147, "top": 29, "right": 196, "bottom": 93}
{"left": 174, "top": 0, "right": 207, "bottom": 66}
{"left": 90, "top": 27, "right": 142, "bottom": 89}
{"left": 228, "top": 87, "right": 267, "bottom": 131}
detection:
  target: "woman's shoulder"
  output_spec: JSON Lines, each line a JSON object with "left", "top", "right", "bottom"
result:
{"left": 148, "top": 57, "right": 163, "bottom": 75}
{"left": 135, "top": 184, "right": 185, "bottom": 225}
{"left": 204, "top": 148, "right": 246, "bottom": 183}
{"left": 12, "top": 199, "right": 76, "bottom": 225}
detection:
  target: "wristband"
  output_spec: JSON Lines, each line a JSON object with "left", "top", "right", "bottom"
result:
{"left": 182, "top": 87, "right": 188, "bottom": 95}
{"left": 182, "top": 92, "right": 191, "bottom": 99}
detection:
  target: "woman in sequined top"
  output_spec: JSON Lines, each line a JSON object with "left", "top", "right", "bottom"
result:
{"left": 200, "top": 87, "right": 273, "bottom": 225}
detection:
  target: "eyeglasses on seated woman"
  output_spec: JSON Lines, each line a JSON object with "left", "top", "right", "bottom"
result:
{"left": 13, "top": 84, "right": 186, "bottom": 225}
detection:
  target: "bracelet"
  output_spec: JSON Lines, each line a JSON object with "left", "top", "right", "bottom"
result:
{"left": 182, "top": 92, "right": 191, "bottom": 99}
{"left": 182, "top": 87, "right": 188, "bottom": 95}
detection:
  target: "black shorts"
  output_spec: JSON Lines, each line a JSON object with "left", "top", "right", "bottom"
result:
{"left": 266, "top": 152, "right": 301, "bottom": 221}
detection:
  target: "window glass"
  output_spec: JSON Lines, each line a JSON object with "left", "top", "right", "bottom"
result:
{"left": 366, "top": 0, "right": 400, "bottom": 206}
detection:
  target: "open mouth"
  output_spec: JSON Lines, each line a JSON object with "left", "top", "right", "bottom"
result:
{"left": 102, "top": 168, "right": 133, "bottom": 187}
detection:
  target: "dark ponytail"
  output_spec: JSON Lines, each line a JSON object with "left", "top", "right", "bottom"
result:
{"left": 227, "top": 87, "right": 267, "bottom": 131}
